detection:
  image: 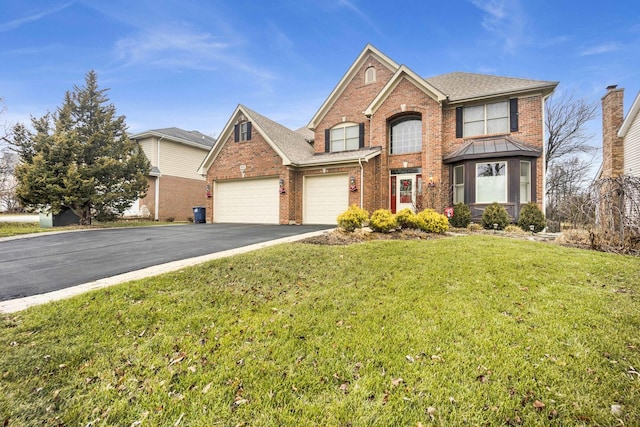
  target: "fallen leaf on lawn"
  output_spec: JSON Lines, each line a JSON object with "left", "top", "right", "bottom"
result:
{"left": 169, "top": 353, "right": 186, "bottom": 366}
{"left": 427, "top": 406, "right": 436, "bottom": 419}
{"left": 406, "top": 355, "right": 415, "bottom": 363}
{"left": 234, "top": 398, "right": 248, "bottom": 406}
{"left": 611, "top": 404, "right": 622, "bottom": 415}
{"left": 533, "top": 400, "right": 545, "bottom": 410}
{"left": 173, "top": 412, "right": 184, "bottom": 426}
{"left": 292, "top": 385, "right": 298, "bottom": 392}
{"left": 339, "top": 383, "right": 349, "bottom": 393}
{"left": 202, "top": 382, "right": 212, "bottom": 394}
{"left": 391, "top": 377, "right": 404, "bottom": 387}
{"left": 336, "top": 320, "right": 344, "bottom": 326}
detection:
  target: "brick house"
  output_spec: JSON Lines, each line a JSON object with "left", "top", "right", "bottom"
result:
{"left": 127, "top": 127, "right": 215, "bottom": 221}
{"left": 199, "top": 45, "right": 557, "bottom": 224}
{"left": 600, "top": 85, "right": 640, "bottom": 179}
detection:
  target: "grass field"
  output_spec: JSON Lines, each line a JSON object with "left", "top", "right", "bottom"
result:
{"left": 1, "top": 236, "right": 639, "bottom": 425}
{"left": 0, "top": 220, "right": 170, "bottom": 238}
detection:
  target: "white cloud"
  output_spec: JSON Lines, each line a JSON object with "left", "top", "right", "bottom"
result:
{"left": 579, "top": 42, "right": 621, "bottom": 56}
{"left": 113, "top": 25, "right": 274, "bottom": 81}
{"left": 469, "top": 0, "right": 527, "bottom": 54}
{"left": 0, "top": 3, "right": 73, "bottom": 32}
{"left": 336, "top": 0, "right": 382, "bottom": 35}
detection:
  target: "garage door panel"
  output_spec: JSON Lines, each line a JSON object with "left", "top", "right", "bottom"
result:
{"left": 215, "top": 178, "right": 279, "bottom": 223}
{"left": 304, "top": 174, "right": 348, "bottom": 224}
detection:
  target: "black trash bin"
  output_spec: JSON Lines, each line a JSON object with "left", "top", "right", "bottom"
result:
{"left": 193, "top": 206, "right": 206, "bottom": 223}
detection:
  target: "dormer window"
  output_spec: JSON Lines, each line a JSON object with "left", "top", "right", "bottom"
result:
{"left": 364, "top": 66, "right": 376, "bottom": 84}
{"left": 234, "top": 121, "right": 252, "bottom": 142}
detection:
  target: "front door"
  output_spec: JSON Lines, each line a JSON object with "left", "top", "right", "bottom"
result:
{"left": 393, "top": 174, "right": 418, "bottom": 212}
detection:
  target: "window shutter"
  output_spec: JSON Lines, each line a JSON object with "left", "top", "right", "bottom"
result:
{"left": 359, "top": 123, "right": 365, "bottom": 148}
{"left": 234, "top": 124, "right": 239, "bottom": 142}
{"left": 246, "top": 122, "right": 252, "bottom": 140}
{"left": 510, "top": 98, "right": 519, "bottom": 132}
{"left": 455, "top": 107, "right": 463, "bottom": 138}
{"left": 324, "top": 129, "right": 330, "bottom": 153}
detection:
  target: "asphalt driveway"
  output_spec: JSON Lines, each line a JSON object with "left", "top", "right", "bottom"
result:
{"left": 0, "top": 224, "right": 331, "bottom": 302}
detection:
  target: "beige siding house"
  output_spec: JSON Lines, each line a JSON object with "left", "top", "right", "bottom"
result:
{"left": 128, "top": 128, "right": 215, "bottom": 221}
{"left": 619, "top": 91, "right": 640, "bottom": 177}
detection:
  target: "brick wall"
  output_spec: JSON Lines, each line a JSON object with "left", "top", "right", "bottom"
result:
{"left": 140, "top": 175, "right": 208, "bottom": 221}
{"left": 205, "top": 124, "right": 288, "bottom": 223}
{"left": 601, "top": 86, "right": 625, "bottom": 178}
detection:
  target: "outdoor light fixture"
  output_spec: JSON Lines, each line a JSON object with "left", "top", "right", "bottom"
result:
{"left": 279, "top": 179, "right": 286, "bottom": 194}
{"left": 428, "top": 174, "right": 435, "bottom": 188}
{"left": 493, "top": 223, "right": 498, "bottom": 233}
{"left": 529, "top": 224, "right": 535, "bottom": 234}
{"left": 349, "top": 176, "right": 357, "bottom": 192}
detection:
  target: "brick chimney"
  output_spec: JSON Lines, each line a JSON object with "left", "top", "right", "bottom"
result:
{"left": 601, "top": 85, "right": 624, "bottom": 178}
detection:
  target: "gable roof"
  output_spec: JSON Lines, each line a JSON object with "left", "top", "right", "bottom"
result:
{"left": 130, "top": 127, "right": 216, "bottom": 149}
{"left": 307, "top": 44, "right": 399, "bottom": 130}
{"left": 443, "top": 135, "right": 542, "bottom": 163}
{"left": 364, "top": 65, "right": 447, "bottom": 116}
{"left": 426, "top": 72, "right": 558, "bottom": 103}
{"left": 618, "top": 91, "right": 640, "bottom": 138}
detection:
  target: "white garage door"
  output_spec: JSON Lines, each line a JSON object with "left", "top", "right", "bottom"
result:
{"left": 215, "top": 178, "right": 279, "bottom": 223}
{"left": 303, "top": 174, "right": 349, "bottom": 224}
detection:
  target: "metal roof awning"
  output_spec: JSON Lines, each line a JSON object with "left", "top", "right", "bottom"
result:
{"left": 443, "top": 136, "right": 542, "bottom": 163}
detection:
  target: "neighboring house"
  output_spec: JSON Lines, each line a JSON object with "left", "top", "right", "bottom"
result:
{"left": 128, "top": 127, "right": 216, "bottom": 221}
{"left": 599, "top": 86, "right": 640, "bottom": 219}
{"left": 198, "top": 44, "right": 557, "bottom": 224}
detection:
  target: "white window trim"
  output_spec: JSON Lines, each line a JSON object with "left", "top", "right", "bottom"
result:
{"left": 453, "top": 165, "right": 464, "bottom": 204}
{"left": 463, "top": 101, "right": 509, "bottom": 138}
{"left": 330, "top": 122, "right": 359, "bottom": 152}
{"left": 475, "top": 161, "right": 508, "bottom": 203}
{"left": 520, "top": 160, "right": 531, "bottom": 203}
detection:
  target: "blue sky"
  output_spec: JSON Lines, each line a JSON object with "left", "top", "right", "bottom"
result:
{"left": 1, "top": 0, "right": 639, "bottom": 167}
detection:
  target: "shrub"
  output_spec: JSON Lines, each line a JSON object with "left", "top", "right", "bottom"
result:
{"left": 517, "top": 202, "right": 546, "bottom": 233}
{"left": 415, "top": 209, "right": 449, "bottom": 233}
{"left": 166, "top": 216, "right": 175, "bottom": 223}
{"left": 468, "top": 223, "right": 482, "bottom": 232}
{"left": 504, "top": 224, "right": 525, "bottom": 234}
{"left": 481, "top": 203, "right": 510, "bottom": 230}
{"left": 449, "top": 203, "right": 471, "bottom": 228}
{"left": 336, "top": 204, "right": 369, "bottom": 232}
{"left": 395, "top": 208, "right": 417, "bottom": 229}
{"left": 369, "top": 209, "right": 397, "bottom": 233}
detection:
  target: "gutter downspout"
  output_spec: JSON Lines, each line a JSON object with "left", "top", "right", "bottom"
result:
{"left": 358, "top": 157, "right": 364, "bottom": 209}
{"left": 155, "top": 136, "right": 164, "bottom": 221}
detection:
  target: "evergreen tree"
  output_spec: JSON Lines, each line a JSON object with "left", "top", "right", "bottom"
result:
{"left": 11, "top": 70, "right": 150, "bottom": 224}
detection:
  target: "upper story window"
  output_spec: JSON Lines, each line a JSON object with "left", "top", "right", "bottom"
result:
{"left": 464, "top": 101, "right": 508, "bottom": 137}
{"left": 365, "top": 66, "right": 376, "bottom": 84}
{"left": 234, "top": 121, "right": 252, "bottom": 142}
{"left": 390, "top": 116, "right": 422, "bottom": 155}
{"left": 330, "top": 123, "right": 360, "bottom": 152}
{"left": 456, "top": 98, "right": 518, "bottom": 138}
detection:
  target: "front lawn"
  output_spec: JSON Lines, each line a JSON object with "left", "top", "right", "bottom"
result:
{"left": 1, "top": 236, "right": 639, "bottom": 425}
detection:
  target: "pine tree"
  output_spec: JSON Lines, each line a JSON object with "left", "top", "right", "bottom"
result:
{"left": 12, "top": 70, "right": 150, "bottom": 225}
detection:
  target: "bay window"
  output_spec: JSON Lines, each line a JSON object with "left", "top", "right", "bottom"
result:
{"left": 476, "top": 162, "right": 507, "bottom": 203}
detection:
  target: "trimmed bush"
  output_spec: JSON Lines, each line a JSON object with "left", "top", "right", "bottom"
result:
{"left": 395, "top": 208, "right": 417, "bottom": 229}
{"left": 415, "top": 209, "right": 450, "bottom": 233}
{"left": 517, "top": 202, "right": 546, "bottom": 233}
{"left": 369, "top": 209, "right": 397, "bottom": 233}
{"left": 468, "top": 223, "right": 482, "bottom": 232}
{"left": 336, "top": 204, "right": 369, "bottom": 232}
{"left": 449, "top": 202, "right": 471, "bottom": 228}
{"left": 481, "top": 202, "right": 510, "bottom": 230}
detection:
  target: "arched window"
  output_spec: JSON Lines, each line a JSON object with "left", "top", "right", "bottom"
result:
{"left": 390, "top": 116, "right": 422, "bottom": 154}
{"left": 364, "top": 66, "right": 376, "bottom": 84}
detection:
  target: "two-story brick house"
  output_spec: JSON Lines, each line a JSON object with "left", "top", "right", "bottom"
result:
{"left": 199, "top": 44, "right": 557, "bottom": 224}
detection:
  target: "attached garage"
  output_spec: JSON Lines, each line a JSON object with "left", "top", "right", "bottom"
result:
{"left": 303, "top": 174, "right": 349, "bottom": 224}
{"left": 214, "top": 178, "right": 280, "bottom": 223}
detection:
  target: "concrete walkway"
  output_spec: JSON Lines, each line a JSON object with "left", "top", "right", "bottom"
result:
{"left": 0, "top": 228, "right": 331, "bottom": 314}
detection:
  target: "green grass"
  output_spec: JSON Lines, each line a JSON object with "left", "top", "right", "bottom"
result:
{"left": 1, "top": 236, "right": 639, "bottom": 426}
{"left": 0, "top": 220, "right": 173, "bottom": 238}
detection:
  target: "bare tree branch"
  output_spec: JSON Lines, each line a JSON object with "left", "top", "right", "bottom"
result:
{"left": 545, "top": 93, "right": 598, "bottom": 170}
